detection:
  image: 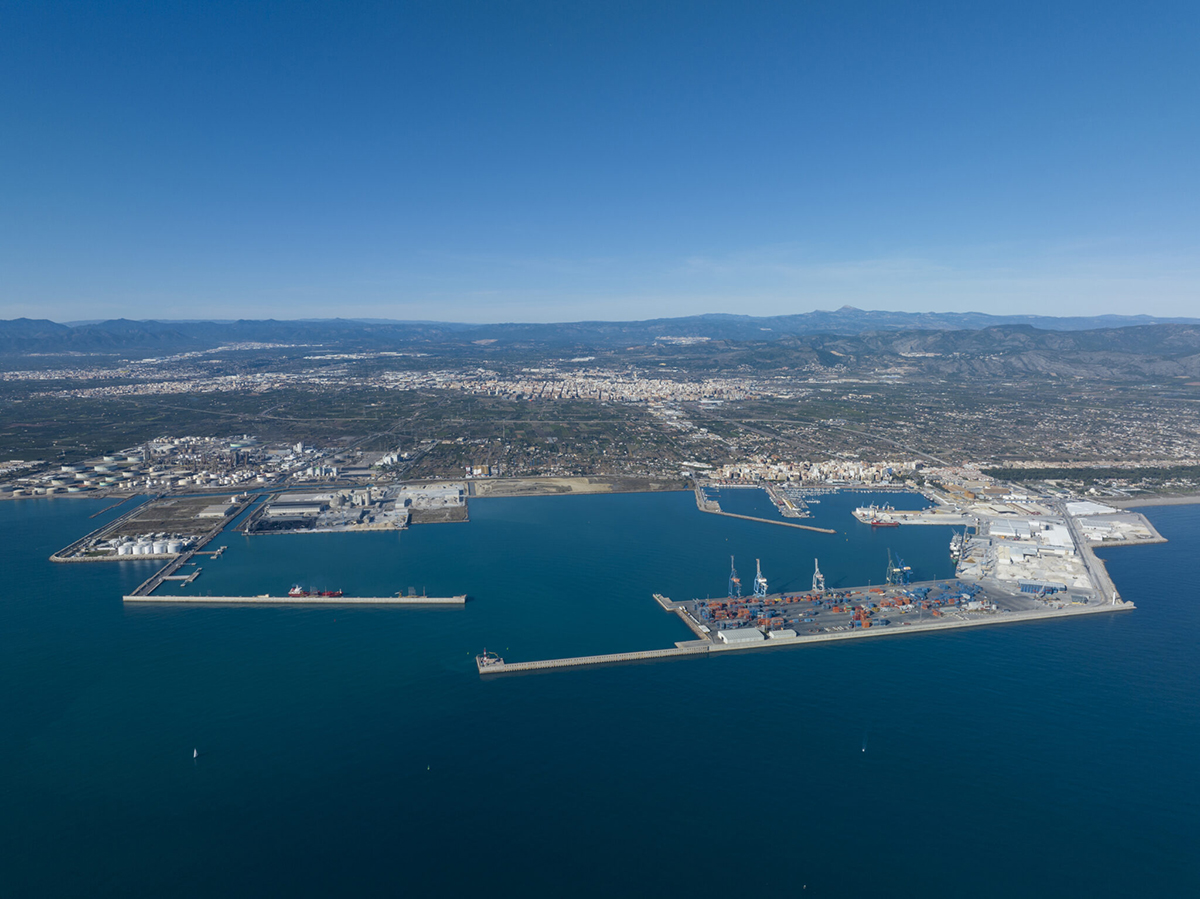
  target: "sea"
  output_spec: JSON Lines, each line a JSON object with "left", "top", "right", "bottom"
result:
{"left": 2, "top": 489, "right": 1197, "bottom": 897}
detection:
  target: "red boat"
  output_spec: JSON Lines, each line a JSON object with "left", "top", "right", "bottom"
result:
{"left": 870, "top": 519, "right": 900, "bottom": 528}
{"left": 287, "top": 586, "right": 344, "bottom": 597}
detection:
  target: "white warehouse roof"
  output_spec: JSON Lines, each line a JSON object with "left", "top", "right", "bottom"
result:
{"left": 717, "top": 627, "right": 765, "bottom": 644}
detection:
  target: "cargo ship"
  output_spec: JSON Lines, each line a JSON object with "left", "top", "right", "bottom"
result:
{"left": 288, "top": 585, "right": 344, "bottom": 598}
{"left": 853, "top": 503, "right": 900, "bottom": 527}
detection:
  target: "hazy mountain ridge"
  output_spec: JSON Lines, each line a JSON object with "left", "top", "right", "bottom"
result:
{"left": 3, "top": 307, "right": 1200, "bottom": 355}
{"left": 692, "top": 325, "right": 1200, "bottom": 379}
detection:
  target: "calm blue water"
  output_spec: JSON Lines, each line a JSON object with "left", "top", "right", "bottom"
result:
{"left": 2, "top": 493, "right": 1198, "bottom": 896}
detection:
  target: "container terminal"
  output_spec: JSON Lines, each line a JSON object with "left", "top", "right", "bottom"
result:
{"left": 477, "top": 529, "right": 1144, "bottom": 676}
{"left": 477, "top": 575, "right": 1133, "bottom": 675}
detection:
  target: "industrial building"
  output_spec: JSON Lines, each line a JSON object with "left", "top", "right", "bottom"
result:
{"left": 717, "top": 627, "right": 765, "bottom": 645}
{"left": 197, "top": 503, "right": 238, "bottom": 518}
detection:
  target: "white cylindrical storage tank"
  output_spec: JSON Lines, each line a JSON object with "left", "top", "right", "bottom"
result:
{"left": 167, "top": 541, "right": 183, "bottom": 553}
{"left": 152, "top": 541, "right": 168, "bottom": 554}
{"left": 117, "top": 543, "right": 132, "bottom": 555}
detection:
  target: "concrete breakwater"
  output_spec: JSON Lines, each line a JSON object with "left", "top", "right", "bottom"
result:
{"left": 478, "top": 645, "right": 705, "bottom": 674}
{"left": 692, "top": 484, "right": 837, "bottom": 534}
{"left": 477, "top": 599, "right": 1135, "bottom": 675}
{"left": 124, "top": 594, "right": 467, "bottom": 605}
{"left": 705, "top": 508, "right": 838, "bottom": 534}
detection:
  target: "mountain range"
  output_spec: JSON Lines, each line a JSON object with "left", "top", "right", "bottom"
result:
{"left": 3, "top": 307, "right": 1200, "bottom": 355}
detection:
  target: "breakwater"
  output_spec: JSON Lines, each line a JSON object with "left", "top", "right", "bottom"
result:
{"left": 704, "top": 508, "right": 838, "bottom": 534}
{"left": 478, "top": 597, "right": 1135, "bottom": 675}
{"left": 124, "top": 593, "right": 467, "bottom": 605}
{"left": 693, "top": 484, "right": 837, "bottom": 534}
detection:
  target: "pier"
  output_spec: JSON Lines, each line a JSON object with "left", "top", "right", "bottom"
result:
{"left": 161, "top": 568, "right": 202, "bottom": 584}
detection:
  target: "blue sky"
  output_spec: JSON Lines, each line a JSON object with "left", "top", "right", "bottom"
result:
{"left": 2, "top": 1, "right": 1198, "bottom": 322}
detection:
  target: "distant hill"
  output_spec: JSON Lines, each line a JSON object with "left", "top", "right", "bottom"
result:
{"left": 2, "top": 308, "right": 1200, "bottom": 355}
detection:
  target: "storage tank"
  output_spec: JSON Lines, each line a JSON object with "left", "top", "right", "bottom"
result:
{"left": 167, "top": 541, "right": 183, "bottom": 553}
{"left": 117, "top": 543, "right": 133, "bottom": 555}
{"left": 152, "top": 541, "right": 168, "bottom": 554}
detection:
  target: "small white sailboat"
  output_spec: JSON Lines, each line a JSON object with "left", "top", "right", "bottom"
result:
{"left": 193, "top": 748, "right": 198, "bottom": 759}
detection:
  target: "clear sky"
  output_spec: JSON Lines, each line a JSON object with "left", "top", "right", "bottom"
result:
{"left": 2, "top": 1, "right": 1198, "bottom": 322}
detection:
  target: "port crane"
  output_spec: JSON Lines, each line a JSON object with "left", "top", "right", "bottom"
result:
{"left": 753, "top": 559, "right": 768, "bottom": 598}
{"left": 728, "top": 556, "right": 742, "bottom": 600}
{"left": 885, "top": 548, "right": 912, "bottom": 586}
{"left": 812, "top": 558, "right": 826, "bottom": 594}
